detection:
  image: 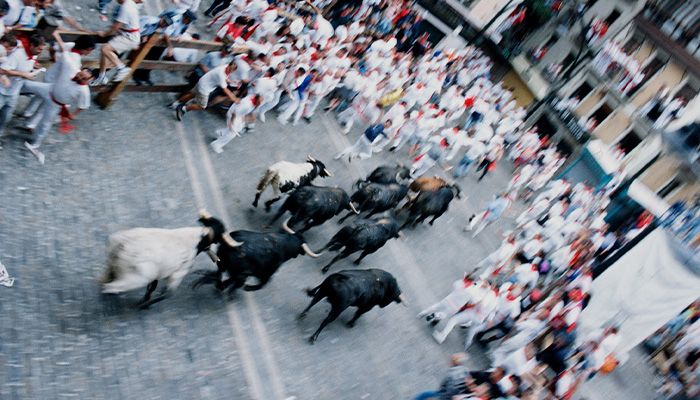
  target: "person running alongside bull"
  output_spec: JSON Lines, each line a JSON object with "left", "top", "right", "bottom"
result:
{"left": 334, "top": 119, "right": 391, "bottom": 162}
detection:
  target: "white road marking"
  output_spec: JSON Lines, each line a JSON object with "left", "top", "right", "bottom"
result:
{"left": 174, "top": 122, "right": 266, "bottom": 400}
{"left": 190, "top": 117, "right": 287, "bottom": 400}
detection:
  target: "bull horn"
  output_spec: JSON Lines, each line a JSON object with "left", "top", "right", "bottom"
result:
{"left": 349, "top": 202, "right": 360, "bottom": 214}
{"left": 281, "top": 217, "right": 296, "bottom": 234}
{"left": 323, "top": 168, "right": 333, "bottom": 177}
{"left": 207, "top": 249, "right": 220, "bottom": 263}
{"left": 301, "top": 243, "right": 322, "bottom": 258}
{"left": 307, "top": 155, "right": 316, "bottom": 162}
{"left": 199, "top": 209, "right": 211, "bottom": 219}
{"left": 398, "top": 294, "right": 409, "bottom": 307}
{"left": 222, "top": 232, "right": 244, "bottom": 247}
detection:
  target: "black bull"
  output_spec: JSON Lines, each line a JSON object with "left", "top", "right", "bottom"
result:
{"left": 299, "top": 268, "right": 406, "bottom": 344}
{"left": 271, "top": 186, "right": 358, "bottom": 233}
{"left": 315, "top": 218, "right": 402, "bottom": 273}
{"left": 192, "top": 230, "right": 320, "bottom": 293}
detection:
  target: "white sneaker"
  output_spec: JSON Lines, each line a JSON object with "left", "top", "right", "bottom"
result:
{"left": 24, "top": 141, "right": 45, "bottom": 165}
{"left": 341, "top": 124, "right": 351, "bottom": 134}
{"left": 216, "top": 128, "right": 228, "bottom": 137}
{"left": 259, "top": 113, "right": 266, "bottom": 123}
{"left": 168, "top": 101, "right": 180, "bottom": 110}
{"left": 113, "top": 66, "right": 132, "bottom": 82}
{"left": 90, "top": 75, "right": 109, "bottom": 87}
{"left": 432, "top": 330, "right": 446, "bottom": 344}
{"left": 210, "top": 142, "right": 223, "bottom": 154}
{"left": 277, "top": 116, "right": 288, "bottom": 125}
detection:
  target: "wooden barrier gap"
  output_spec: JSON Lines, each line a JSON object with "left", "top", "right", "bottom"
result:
{"left": 95, "top": 33, "right": 162, "bottom": 108}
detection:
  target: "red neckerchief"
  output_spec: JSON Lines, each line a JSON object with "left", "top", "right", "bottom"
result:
{"left": 16, "top": 34, "right": 34, "bottom": 60}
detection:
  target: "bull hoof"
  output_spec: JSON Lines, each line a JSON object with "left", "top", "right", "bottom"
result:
{"left": 429, "top": 221, "right": 434, "bottom": 226}
{"left": 321, "top": 266, "right": 330, "bottom": 274}
{"left": 308, "top": 336, "right": 316, "bottom": 345}
{"left": 346, "top": 321, "right": 356, "bottom": 328}
{"left": 297, "top": 312, "right": 307, "bottom": 320}
{"left": 353, "top": 260, "right": 361, "bottom": 265}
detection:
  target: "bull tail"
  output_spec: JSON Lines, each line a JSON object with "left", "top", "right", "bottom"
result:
{"left": 256, "top": 169, "right": 276, "bottom": 193}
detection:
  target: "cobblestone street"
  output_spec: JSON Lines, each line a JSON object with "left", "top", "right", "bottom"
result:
{"left": 0, "top": 90, "right": 659, "bottom": 399}
{"left": 0, "top": 1, "right": 666, "bottom": 399}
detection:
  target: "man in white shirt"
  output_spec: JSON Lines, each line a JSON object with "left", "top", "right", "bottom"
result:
{"left": 22, "top": 36, "right": 95, "bottom": 131}
{"left": 24, "top": 68, "right": 92, "bottom": 164}
{"left": 210, "top": 91, "right": 260, "bottom": 154}
{"left": 93, "top": 0, "right": 141, "bottom": 85}
{"left": 175, "top": 60, "right": 239, "bottom": 120}
{"left": 0, "top": 33, "right": 45, "bottom": 135}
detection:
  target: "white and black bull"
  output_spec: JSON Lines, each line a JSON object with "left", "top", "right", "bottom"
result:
{"left": 270, "top": 186, "right": 359, "bottom": 233}
{"left": 338, "top": 182, "right": 409, "bottom": 223}
{"left": 100, "top": 210, "right": 238, "bottom": 308}
{"left": 299, "top": 268, "right": 406, "bottom": 344}
{"left": 192, "top": 230, "right": 320, "bottom": 293}
{"left": 252, "top": 156, "right": 332, "bottom": 211}
{"left": 401, "top": 185, "right": 461, "bottom": 229}
{"left": 313, "top": 217, "right": 403, "bottom": 273}
{"left": 355, "top": 164, "right": 411, "bottom": 186}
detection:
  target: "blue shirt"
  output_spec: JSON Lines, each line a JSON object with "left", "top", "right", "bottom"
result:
{"left": 363, "top": 124, "right": 387, "bottom": 142}
{"left": 296, "top": 75, "right": 312, "bottom": 97}
{"left": 486, "top": 197, "right": 509, "bottom": 217}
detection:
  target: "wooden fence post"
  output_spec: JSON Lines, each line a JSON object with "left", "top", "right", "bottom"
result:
{"left": 95, "top": 33, "right": 162, "bottom": 109}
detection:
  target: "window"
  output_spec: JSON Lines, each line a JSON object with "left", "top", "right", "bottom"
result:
{"left": 675, "top": 83, "right": 699, "bottom": 103}
{"left": 627, "top": 55, "right": 668, "bottom": 96}
{"left": 605, "top": 9, "right": 622, "bottom": 25}
{"left": 622, "top": 34, "right": 644, "bottom": 53}
{"left": 572, "top": 81, "right": 594, "bottom": 99}
{"left": 534, "top": 115, "right": 557, "bottom": 139}
{"left": 590, "top": 102, "right": 614, "bottom": 124}
{"left": 657, "top": 176, "right": 683, "bottom": 198}
{"left": 617, "top": 130, "right": 643, "bottom": 154}
{"left": 562, "top": 52, "right": 577, "bottom": 69}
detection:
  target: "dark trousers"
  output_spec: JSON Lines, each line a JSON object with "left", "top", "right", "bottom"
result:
{"left": 476, "top": 158, "right": 492, "bottom": 181}
{"left": 205, "top": 0, "right": 231, "bottom": 16}
{"left": 475, "top": 318, "right": 513, "bottom": 343}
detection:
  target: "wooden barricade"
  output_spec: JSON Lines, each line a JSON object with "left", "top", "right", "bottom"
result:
{"left": 21, "top": 28, "right": 247, "bottom": 108}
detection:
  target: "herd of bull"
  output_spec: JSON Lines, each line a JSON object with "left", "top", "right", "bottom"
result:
{"left": 101, "top": 157, "right": 461, "bottom": 343}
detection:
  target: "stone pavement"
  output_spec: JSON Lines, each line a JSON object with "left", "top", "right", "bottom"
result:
{"left": 0, "top": 2, "right": 662, "bottom": 399}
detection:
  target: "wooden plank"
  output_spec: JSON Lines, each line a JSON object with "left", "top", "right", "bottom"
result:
{"left": 80, "top": 58, "right": 196, "bottom": 71}
{"left": 124, "top": 84, "right": 190, "bottom": 92}
{"left": 15, "top": 28, "right": 228, "bottom": 51}
{"left": 95, "top": 33, "right": 162, "bottom": 108}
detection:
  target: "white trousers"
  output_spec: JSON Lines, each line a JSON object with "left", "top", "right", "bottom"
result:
{"left": 335, "top": 135, "right": 373, "bottom": 160}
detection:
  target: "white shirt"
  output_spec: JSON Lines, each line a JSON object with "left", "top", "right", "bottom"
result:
{"left": 0, "top": 45, "right": 36, "bottom": 96}
{"left": 116, "top": 0, "right": 141, "bottom": 42}
{"left": 196, "top": 64, "right": 229, "bottom": 95}
{"left": 52, "top": 80, "right": 90, "bottom": 109}
{"left": 254, "top": 76, "right": 278, "bottom": 100}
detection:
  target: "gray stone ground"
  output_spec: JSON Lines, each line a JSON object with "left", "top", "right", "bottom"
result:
{"left": 0, "top": 1, "right": 661, "bottom": 399}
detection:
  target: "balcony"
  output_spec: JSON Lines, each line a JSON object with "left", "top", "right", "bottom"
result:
{"left": 633, "top": 15, "right": 700, "bottom": 78}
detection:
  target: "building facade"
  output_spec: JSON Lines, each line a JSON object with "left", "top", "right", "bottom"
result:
{"left": 419, "top": 0, "right": 700, "bottom": 220}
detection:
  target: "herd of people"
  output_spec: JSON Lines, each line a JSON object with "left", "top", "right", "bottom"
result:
{"left": 0, "top": 0, "right": 681, "bottom": 399}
